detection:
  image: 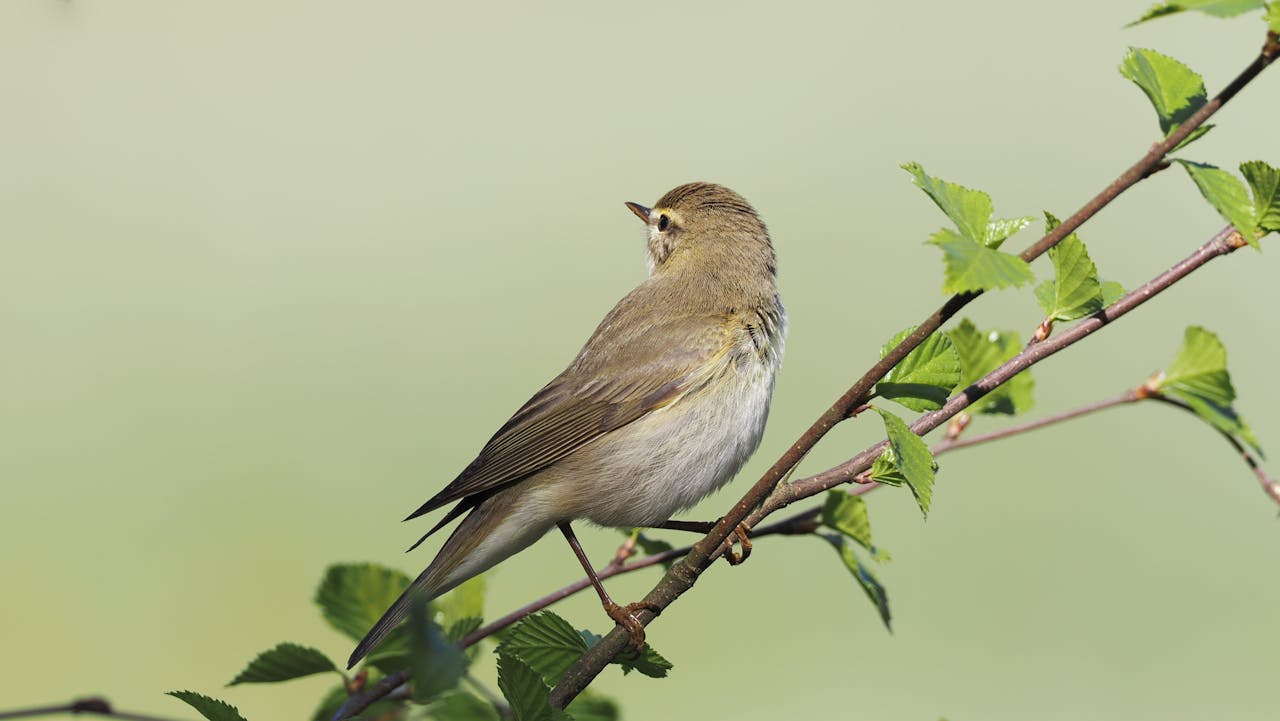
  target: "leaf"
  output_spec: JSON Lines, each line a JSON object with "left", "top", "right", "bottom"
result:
{"left": 435, "top": 575, "right": 486, "bottom": 630}
{"left": 1100, "top": 280, "right": 1126, "bottom": 306}
{"left": 315, "top": 563, "right": 411, "bottom": 643}
{"left": 496, "top": 653, "right": 567, "bottom": 721}
{"left": 876, "top": 326, "right": 962, "bottom": 411}
{"left": 1034, "top": 211, "right": 1108, "bottom": 321}
{"left": 1119, "top": 48, "right": 1211, "bottom": 147}
{"left": 1157, "top": 326, "right": 1262, "bottom": 455}
{"left": 498, "top": 612, "right": 588, "bottom": 686}
{"left": 1176, "top": 160, "right": 1260, "bottom": 247}
{"left": 426, "top": 690, "right": 502, "bottom": 721}
{"left": 228, "top": 642, "right": 337, "bottom": 685}
{"left": 1270, "top": 1, "right": 1280, "bottom": 32}
{"left": 868, "top": 447, "right": 907, "bottom": 487}
{"left": 984, "top": 216, "right": 1035, "bottom": 249}
{"left": 946, "top": 319, "right": 1035, "bottom": 415}
{"left": 872, "top": 407, "right": 937, "bottom": 517}
{"left": 409, "top": 599, "right": 468, "bottom": 702}
{"left": 902, "top": 162, "right": 993, "bottom": 244}
{"left": 929, "top": 229, "right": 1035, "bottom": 294}
{"left": 1240, "top": 160, "right": 1280, "bottom": 232}
{"left": 826, "top": 536, "right": 891, "bottom": 629}
{"left": 166, "top": 692, "right": 249, "bottom": 721}
{"left": 821, "top": 491, "right": 872, "bottom": 550}
{"left": 566, "top": 691, "right": 622, "bottom": 721}
{"left": 620, "top": 528, "right": 677, "bottom": 569}
{"left": 578, "top": 629, "right": 673, "bottom": 678}
{"left": 1130, "top": 0, "right": 1264, "bottom": 25}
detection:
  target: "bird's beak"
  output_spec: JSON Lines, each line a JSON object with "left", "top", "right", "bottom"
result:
{"left": 624, "top": 202, "right": 651, "bottom": 224}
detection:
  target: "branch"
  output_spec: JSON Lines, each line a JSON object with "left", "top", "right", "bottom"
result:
{"left": 550, "top": 222, "right": 1252, "bottom": 706}
{"left": 0, "top": 698, "right": 189, "bottom": 721}
{"left": 1147, "top": 394, "right": 1280, "bottom": 506}
{"left": 930, "top": 390, "right": 1142, "bottom": 455}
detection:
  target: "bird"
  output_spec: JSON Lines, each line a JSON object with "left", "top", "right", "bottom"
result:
{"left": 348, "top": 182, "right": 786, "bottom": 669}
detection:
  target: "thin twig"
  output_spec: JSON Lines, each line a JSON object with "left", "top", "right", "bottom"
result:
{"left": 931, "top": 390, "right": 1142, "bottom": 455}
{"left": 0, "top": 698, "right": 188, "bottom": 721}
{"left": 1147, "top": 394, "right": 1280, "bottom": 506}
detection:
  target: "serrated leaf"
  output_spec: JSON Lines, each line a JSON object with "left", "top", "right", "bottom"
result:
{"left": 1179, "top": 394, "right": 1262, "bottom": 455}
{"left": 826, "top": 537, "right": 891, "bottom": 629}
{"left": 1130, "top": 0, "right": 1264, "bottom": 25}
{"left": 869, "top": 447, "right": 907, "bottom": 487}
{"left": 228, "top": 642, "right": 337, "bottom": 685}
{"left": 871, "top": 407, "right": 936, "bottom": 517}
{"left": 984, "top": 216, "right": 1034, "bottom": 249}
{"left": 1240, "top": 160, "right": 1280, "bottom": 232}
{"left": 496, "top": 653, "right": 567, "bottom": 721}
{"left": 315, "top": 563, "right": 411, "bottom": 643}
{"left": 1100, "top": 280, "right": 1126, "bottom": 305}
{"left": 426, "top": 690, "right": 502, "bottom": 721}
{"left": 409, "top": 599, "right": 467, "bottom": 702}
{"left": 566, "top": 691, "right": 621, "bottom": 721}
{"left": 578, "top": 628, "right": 673, "bottom": 678}
{"left": 876, "top": 326, "right": 962, "bottom": 412}
{"left": 902, "top": 162, "right": 993, "bottom": 244}
{"left": 445, "top": 616, "right": 483, "bottom": 645}
{"left": 498, "top": 612, "right": 588, "bottom": 686}
{"left": 167, "top": 691, "right": 248, "bottom": 721}
{"left": 946, "top": 319, "right": 1035, "bottom": 415}
{"left": 1162, "top": 326, "right": 1235, "bottom": 406}
{"left": 1039, "top": 231, "right": 1104, "bottom": 321}
{"left": 1119, "top": 48, "right": 1209, "bottom": 145}
{"left": 821, "top": 491, "right": 873, "bottom": 550}
{"left": 929, "top": 229, "right": 1035, "bottom": 294}
{"left": 1176, "top": 160, "right": 1260, "bottom": 247}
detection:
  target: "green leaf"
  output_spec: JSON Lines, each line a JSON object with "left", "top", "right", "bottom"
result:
{"left": 1100, "top": 280, "right": 1126, "bottom": 306}
{"left": 498, "top": 612, "right": 588, "bottom": 686}
{"left": 228, "top": 642, "right": 337, "bottom": 685}
{"left": 1176, "top": 160, "right": 1260, "bottom": 247}
{"left": 409, "top": 599, "right": 467, "bottom": 702}
{"left": 1269, "top": 1, "right": 1280, "bottom": 32}
{"left": 902, "top": 162, "right": 993, "bottom": 243}
{"left": 167, "top": 692, "right": 249, "bottom": 721}
{"left": 929, "top": 229, "right": 1035, "bottom": 294}
{"left": 445, "top": 616, "right": 483, "bottom": 645}
{"left": 578, "top": 629, "right": 673, "bottom": 678}
{"left": 821, "top": 491, "right": 872, "bottom": 550}
{"left": 984, "top": 216, "right": 1035, "bottom": 249}
{"left": 1037, "top": 211, "right": 1123, "bottom": 322}
{"left": 620, "top": 528, "right": 677, "bottom": 568}
{"left": 826, "top": 536, "right": 891, "bottom": 629}
{"left": 426, "top": 690, "right": 502, "bottom": 721}
{"left": 876, "top": 326, "right": 962, "bottom": 411}
{"left": 435, "top": 575, "right": 486, "bottom": 630}
{"left": 1119, "top": 48, "right": 1210, "bottom": 146}
{"left": 566, "top": 691, "right": 622, "bottom": 721}
{"left": 1130, "top": 0, "right": 1264, "bottom": 24}
{"left": 871, "top": 407, "right": 937, "bottom": 517}
{"left": 946, "top": 319, "right": 1035, "bottom": 415}
{"left": 1162, "top": 326, "right": 1235, "bottom": 406}
{"left": 496, "top": 653, "right": 567, "bottom": 721}
{"left": 1240, "top": 160, "right": 1280, "bottom": 232}
{"left": 315, "top": 563, "right": 412, "bottom": 643}
{"left": 868, "top": 447, "right": 907, "bottom": 488}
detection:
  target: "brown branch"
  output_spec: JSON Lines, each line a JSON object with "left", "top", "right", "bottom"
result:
{"left": 931, "top": 390, "right": 1142, "bottom": 455}
{"left": 550, "top": 222, "right": 1252, "bottom": 706}
{"left": 0, "top": 698, "right": 189, "bottom": 721}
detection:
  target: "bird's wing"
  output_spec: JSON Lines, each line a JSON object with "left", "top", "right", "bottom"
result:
{"left": 404, "top": 310, "right": 738, "bottom": 523}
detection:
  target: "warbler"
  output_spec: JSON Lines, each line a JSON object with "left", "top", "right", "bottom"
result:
{"left": 349, "top": 182, "right": 786, "bottom": 668}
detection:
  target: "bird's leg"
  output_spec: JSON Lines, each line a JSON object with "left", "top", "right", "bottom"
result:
{"left": 649, "top": 519, "right": 753, "bottom": 566}
{"left": 557, "top": 522, "right": 659, "bottom": 650}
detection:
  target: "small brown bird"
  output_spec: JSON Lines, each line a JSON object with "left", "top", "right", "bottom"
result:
{"left": 349, "top": 182, "right": 786, "bottom": 668}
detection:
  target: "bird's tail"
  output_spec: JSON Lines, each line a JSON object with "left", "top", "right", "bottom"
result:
{"left": 347, "top": 495, "right": 550, "bottom": 669}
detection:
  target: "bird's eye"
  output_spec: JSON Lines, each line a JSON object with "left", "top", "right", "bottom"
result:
{"left": 658, "top": 214, "right": 671, "bottom": 231}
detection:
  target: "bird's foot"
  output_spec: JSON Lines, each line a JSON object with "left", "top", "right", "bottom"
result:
{"left": 723, "top": 522, "right": 753, "bottom": 566}
{"left": 604, "top": 600, "right": 662, "bottom": 650}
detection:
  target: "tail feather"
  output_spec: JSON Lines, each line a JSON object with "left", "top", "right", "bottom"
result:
{"left": 347, "top": 493, "right": 552, "bottom": 669}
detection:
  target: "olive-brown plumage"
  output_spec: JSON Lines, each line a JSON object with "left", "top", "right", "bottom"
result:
{"left": 349, "top": 183, "right": 785, "bottom": 668}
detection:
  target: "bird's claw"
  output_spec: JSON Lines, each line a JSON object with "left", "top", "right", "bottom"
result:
{"left": 604, "top": 600, "right": 661, "bottom": 651}
{"left": 723, "top": 522, "right": 753, "bottom": 566}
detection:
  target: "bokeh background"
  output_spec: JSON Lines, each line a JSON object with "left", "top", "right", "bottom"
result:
{"left": 3, "top": 2, "right": 1279, "bottom": 719}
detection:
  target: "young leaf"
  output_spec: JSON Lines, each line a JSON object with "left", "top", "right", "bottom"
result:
{"left": 868, "top": 447, "right": 906, "bottom": 487}
{"left": 409, "top": 599, "right": 467, "bottom": 702}
{"left": 946, "top": 319, "right": 1035, "bottom": 415}
{"left": 498, "top": 611, "right": 588, "bottom": 685}
{"left": 167, "top": 691, "right": 249, "bottom": 721}
{"left": 228, "top": 642, "right": 337, "bottom": 685}
{"left": 875, "top": 326, "right": 962, "bottom": 412}
{"left": 821, "top": 491, "right": 872, "bottom": 550}
{"left": 426, "top": 690, "right": 502, "bottom": 721}
{"left": 1176, "top": 160, "right": 1260, "bottom": 247}
{"left": 579, "top": 629, "right": 673, "bottom": 678}
{"left": 496, "top": 653, "right": 566, "bottom": 721}
{"left": 1130, "top": 0, "right": 1265, "bottom": 25}
{"left": 984, "top": 216, "right": 1035, "bottom": 249}
{"left": 902, "top": 162, "right": 993, "bottom": 244}
{"left": 1156, "top": 326, "right": 1261, "bottom": 454}
{"left": 1240, "top": 160, "right": 1280, "bottom": 232}
{"left": 929, "top": 229, "right": 1035, "bottom": 294}
{"left": 826, "top": 536, "right": 891, "bottom": 629}
{"left": 1035, "top": 211, "right": 1108, "bottom": 321}
{"left": 872, "top": 407, "right": 937, "bottom": 517}
{"left": 1269, "top": 2, "right": 1280, "bottom": 31}
{"left": 1119, "top": 48, "right": 1210, "bottom": 147}
{"left": 315, "top": 563, "right": 411, "bottom": 642}
{"left": 566, "top": 691, "right": 621, "bottom": 721}
{"left": 1101, "top": 280, "right": 1126, "bottom": 306}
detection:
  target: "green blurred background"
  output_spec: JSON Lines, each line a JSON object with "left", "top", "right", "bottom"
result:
{"left": 3, "top": 1, "right": 1279, "bottom": 719}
